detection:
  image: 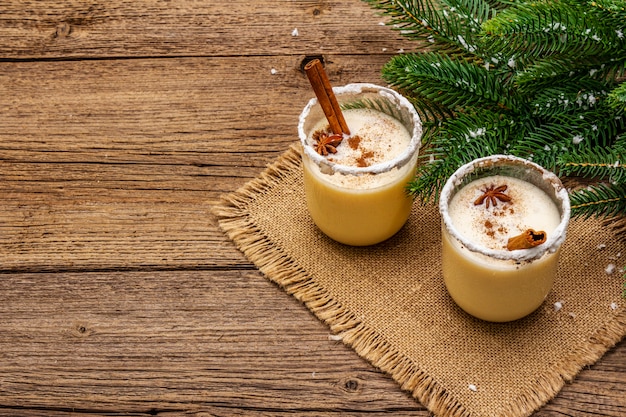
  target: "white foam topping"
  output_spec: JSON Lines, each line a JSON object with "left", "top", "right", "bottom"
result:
{"left": 309, "top": 108, "right": 410, "bottom": 166}
{"left": 440, "top": 155, "right": 571, "bottom": 262}
{"left": 448, "top": 175, "right": 561, "bottom": 251}
{"left": 305, "top": 108, "right": 413, "bottom": 188}
{"left": 298, "top": 83, "right": 422, "bottom": 176}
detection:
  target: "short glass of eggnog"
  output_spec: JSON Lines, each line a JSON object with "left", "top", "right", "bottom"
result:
{"left": 298, "top": 83, "right": 422, "bottom": 246}
{"left": 439, "top": 155, "right": 570, "bottom": 322}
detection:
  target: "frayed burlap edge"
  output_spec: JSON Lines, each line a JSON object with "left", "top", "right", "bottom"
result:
{"left": 498, "top": 310, "right": 626, "bottom": 417}
{"left": 212, "top": 143, "right": 626, "bottom": 417}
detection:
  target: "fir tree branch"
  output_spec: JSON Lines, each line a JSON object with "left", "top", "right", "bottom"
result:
{"left": 365, "top": 0, "right": 626, "bottom": 222}
{"left": 381, "top": 52, "right": 518, "bottom": 112}
{"left": 570, "top": 182, "right": 626, "bottom": 219}
{"left": 362, "top": 0, "right": 454, "bottom": 47}
{"left": 587, "top": 0, "right": 626, "bottom": 25}
{"left": 481, "top": 0, "right": 626, "bottom": 62}
{"left": 527, "top": 82, "right": 609, "bottom": 117}
{"left": 508, "top": 120, "right": 571, "bottom": 169}
{"left": 549, "top": 108, "right": 622, "bottom": 148}
{"left": 515, "top": 58, "right": 621, "bottom": 93}
{"left": 408, "top": 109, "right": 515, "bottom": 201}
{"left": 608, "top": 82, "right": 626, "bottom": 113}
{"left": 558, "top": 144, "right": 626, "bottom": 183}
{"left": 362, "top": 1, "right": 496, "bottom": 57}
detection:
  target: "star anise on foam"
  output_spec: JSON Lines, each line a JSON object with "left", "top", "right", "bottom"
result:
{"left": 474, "top": 184, "right": 512, "bottom": 209}
{"left": 312, "top": 130, "right": 343, "bottom": 156}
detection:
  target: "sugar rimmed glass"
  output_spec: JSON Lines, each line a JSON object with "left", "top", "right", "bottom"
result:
{"left": 298, "top": 83, "right": 422, "bottom": 246}
{"left": 439, "top": 155, "right": 571, "bottom": 322}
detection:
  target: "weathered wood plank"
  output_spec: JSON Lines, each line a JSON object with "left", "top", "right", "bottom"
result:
{"left": 0, "top": 0, "right": 415, "bottom": 60}
{"left": 0, "top": 55, "right": 392, "bottom": 164}
{"left": 0, "top": 1, "right": 623, "bottom": 415}
{"left": 0, "top": 269, "right": 622, "bottom": 416}
{"left": 0, "top": 55, "right": 394, "bottom": 272}
{"left": 0, "top": 270, "right": 428, "bottom": 415}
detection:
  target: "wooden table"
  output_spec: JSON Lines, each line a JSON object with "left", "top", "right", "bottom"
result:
{"left": 1, "top": 1, "right": 624, "bottom": 415}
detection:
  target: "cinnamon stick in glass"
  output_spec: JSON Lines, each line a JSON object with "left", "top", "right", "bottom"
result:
{"left": 507, "top": 229, "right": 547, "bottom": 251}
{"left": 304, "top": 59, "right": 350, "bottom": 135}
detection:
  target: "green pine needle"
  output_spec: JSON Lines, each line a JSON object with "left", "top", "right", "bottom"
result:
{"left": 382, "top": 52, "right": 518, "bottom": 112}
{"left": 364, "top": 0, "right": 626, "bottom": 224}
{"left": 559, "top": 144, "right": 626, "bottom": 183}
{"left": 570, "top": 182, "right": 626, "bottom": 219}
{"left": 408, "top": 108, "right": 515, "bottom": 201}
{"left": 608, "top": 82, "right": 626, "bottom": 113}
{"left": 481, "top": 1, "right": 625, "bottom": 60}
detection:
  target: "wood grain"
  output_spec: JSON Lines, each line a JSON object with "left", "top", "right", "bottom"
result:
{"left": 0, "top": 0, "right": 623, "bottom": 416}
{"left": 0, "top": 55, "right": 392, "bottom": 272}
{"left": 0, "top": 0, "right": 414, "bottom": 59}
{"left": 0, "top": 270, "right": 623, "bottom": 416}
{"left": 0, "top": 270, "right": 427, "bottom": 415}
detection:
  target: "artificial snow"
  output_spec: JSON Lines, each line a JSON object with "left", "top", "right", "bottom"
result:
{"left": 605, "top": 263, "right": 616, "bottom": 275}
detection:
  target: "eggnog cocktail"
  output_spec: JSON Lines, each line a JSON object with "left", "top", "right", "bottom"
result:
{"left": 298, "top": 84, "right": 421, "bottom": 246}
{"left": 439, "top": 155, "right": 570, "bottom": 322}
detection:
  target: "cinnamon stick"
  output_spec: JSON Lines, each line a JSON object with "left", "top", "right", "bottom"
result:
{"left": 507, "top": 229, "right": 547, "bottom": 251}
{"left": 304, "top": 59, "right": 350, "bottom": 135}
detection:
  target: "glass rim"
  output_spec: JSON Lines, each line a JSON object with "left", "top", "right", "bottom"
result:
{"left": 439, "top": 155, "right": 571, "bottom": 262}
{"left": 298, "top": 83, "right": 422, "bottom": 176}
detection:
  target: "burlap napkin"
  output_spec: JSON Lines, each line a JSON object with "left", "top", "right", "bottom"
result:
{"left": 214, "top": 144, "right": 625, "bottom": 417}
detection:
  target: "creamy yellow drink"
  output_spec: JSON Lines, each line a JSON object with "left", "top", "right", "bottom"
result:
{"left": 439, "top": 156, "right": 570, "bottom": 322}
{"left": 298, "top": 84, "right": 422, "bottom": 246}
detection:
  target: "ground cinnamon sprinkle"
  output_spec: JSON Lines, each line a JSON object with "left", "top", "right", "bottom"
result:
{"left": 356, "top": 150, "right": 375, "bottom": 167}
{"left": 348, "top": 135, "right": 362, "bottom": 150}
{"left": 307, "top": 108, "right": 411, "bottom": 177}
{"left": 484, "top": 220, "right": 495, "bottom": 238}
{"left": 483, "top": 219, "right": 509, "bottom": 240}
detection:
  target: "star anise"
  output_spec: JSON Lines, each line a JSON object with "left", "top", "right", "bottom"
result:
{"left": 312, "top": 130, "right": 343, "bottom": 156}
{"left": 474, "top": 184, "right": 512, "bottom": 209}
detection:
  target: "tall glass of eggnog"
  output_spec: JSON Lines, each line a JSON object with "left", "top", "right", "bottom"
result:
{"left": 439, "top": 155, "right": 570, "bottom": 322}
{"left": 298, "top": 83, "right": 422, "bottom": 246}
